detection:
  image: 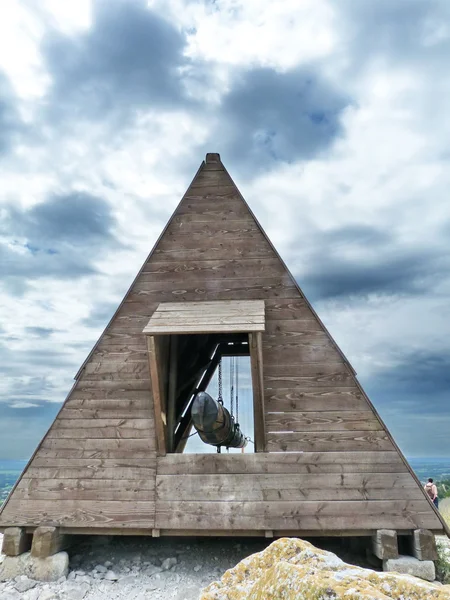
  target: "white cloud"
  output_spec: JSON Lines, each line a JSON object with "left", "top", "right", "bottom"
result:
{"left": 1, "top": 0, "right": 450, "bottom": 457}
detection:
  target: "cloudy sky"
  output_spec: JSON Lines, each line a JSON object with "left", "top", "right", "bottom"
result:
{"left": 1, "top": 0, "right": 450, "bottom": 460}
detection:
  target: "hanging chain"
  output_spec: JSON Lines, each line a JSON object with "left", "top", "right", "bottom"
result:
{"left": 217, "top": 359, "right": 223, "bottom": 405}
{"left": 230, "top": 356, "right": 234, "bottom": 418}
{"left": 235, "top": 356, "right": 239, "bottom": 424}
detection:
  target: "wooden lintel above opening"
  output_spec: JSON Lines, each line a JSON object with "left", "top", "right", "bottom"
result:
{"left": 142, "top": 300, "right": 265, "bottom": 335}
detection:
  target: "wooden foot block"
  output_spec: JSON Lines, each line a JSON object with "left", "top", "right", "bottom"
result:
{"left": 412, "top": 529, "right": 438, "bottom": 561}
{"left": 1, "top": 527, "right": 32, "bottom": 556}
{"left": 31, "top": 526, "right": 68, "bottom": 558}
{"left": 372, "top": 529, "right": 398, "bottom": 560}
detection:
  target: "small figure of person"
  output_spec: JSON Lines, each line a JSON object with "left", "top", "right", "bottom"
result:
{"left": 424, "top": 477, "right": 439, "bottom": 508}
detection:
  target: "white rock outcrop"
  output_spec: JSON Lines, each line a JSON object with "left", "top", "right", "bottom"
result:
{"left": 201, "top": 538, "right": 450, "bottom": 600}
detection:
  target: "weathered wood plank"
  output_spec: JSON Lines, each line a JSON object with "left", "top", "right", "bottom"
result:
{"left": 36, "top": 449, "right": 155, "bottom": 459}
{"left": 156, "top": 500, "right": 441, "bottom": 531}
{"left": 266, "top": 319, "right": 323, "bottom": 332}
{"left": 46, "top": 427, "right": 155, "bottom": 439}
{"left": 91, "top": 350, "right": 149, "bottom": 362}
{"left": 171, "top": 207, "right": 252, "bottom": 222}
{"left": 145, "top": 323, "right": 263, "bottom": 334}
{"left": 53, "top": 418, "right": 153, "bottom": 430}
{"left": 182, "top": 185, "right": 241, "bottom": 197}
{"left": 144, "top": 301, "right": 265, "bottom": 333}
{"left": 156, "top": 452, "right": 408, "bottom": 475}
{"left": 152, "top": 299, "right": 265, "bottom": 313}
{"left": 265, "top": 389, "right": 365, "bottom": 412}
{"left": 177, "top": 192, "right": 243, "bottom": 206}
{"left": 266, "top": 431, "right": 393, "bottom": 452}
{"left": 146, "top": 335, "right": 167, "bottom": 456}
{"left": 249, "top": 332, "right": 266, "bottom": 452}
{"left": 97, "top": 333, "right": 148, "bottom": 348}
{"left": 75, "top": 380, "right": 151, "bottom": 391}
{"left": 82, "top": 362, "right": 149, "bottom": 379}
{"left": 165, "top": 221, "right": 259, "bottom": 238}
{"left": 67, "top": 392, "right": 151, "bottom": 405}
{"left": 41, "top": 438, "right": 155, "bottom": 451}
{"left": 15, "top": 479, "right": 154, "bottom": 501}
{"left": 150, "top": 242, "right": 274, "bottom": 262}
{"left": 262, "top": 343, "right": 342, "bottom": 365}
{"left": 264, "top": 363, "right": 354, "bottom": 388}
{"left": 24, "top": 467, "right": 155, "bottom": 480}
{"left": 156, "top": 473, "right": 422, "bottom": 502}
{"left": 1, "top": 500, "right": 156, "bottom": 528}
{"left": 140, "top": 258, "right": 284, "bottom": 280}
{"left": 263, "top": 331, "right": 332, "bottom": 345}
{"left": 265, "top": 412, "right": 381, "bottom": 432}
{"left": 134, "top": 275, "right": 293, "bottom": 293}
{"left": 58, "top": 408, "right": 151, "bottom": 419}
{"left": 30, "top": 458, "right": 155, "bottom": 468}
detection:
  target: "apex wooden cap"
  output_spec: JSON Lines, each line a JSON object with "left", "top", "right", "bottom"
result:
{"left": 206, "top": 153, "right": 221, "bottom": 163}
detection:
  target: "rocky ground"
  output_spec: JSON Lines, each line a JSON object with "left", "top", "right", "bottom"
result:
{"left": 0, "top": 532, "right": 271, "bottom": 600}
{"left": 1, "top": 532, "right": 449, "bottom": 600}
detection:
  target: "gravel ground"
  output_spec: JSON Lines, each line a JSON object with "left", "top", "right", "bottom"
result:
{"left": 0, "top": 532, "right": 271, "bottom": 600}
{"left": 1, "top": 531, "right": 448, "bottom": 600}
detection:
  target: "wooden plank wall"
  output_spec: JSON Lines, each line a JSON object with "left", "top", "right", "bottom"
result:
{"left": 0, "top": 156, "right": 443, "bottom": 533}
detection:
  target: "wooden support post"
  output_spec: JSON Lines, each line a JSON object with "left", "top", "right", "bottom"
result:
{"left": 412, "top": 529, "right": 438, "bottom": 561}
{"left": 249, "top": 332, "right": 266, "bottom": 452}
{"left": 1, "top": 527, "right": 32, "bottom": 556}
{"left": 265, "top": 530, "right": 274, "bottom": 538}
{"left": 152, "top": 529, "right": 161, "bottom": 538}
{"left": 167, "top": 335, "right": 178, "bottom": 453}
{"left": 31, "top": 526, "right": 68, "bottom": 558}
{"left": 146, "top": 335, "right": 167, "bottom": 456}
{"left": 372, "top": 529, "right": 398, "bottom": 560}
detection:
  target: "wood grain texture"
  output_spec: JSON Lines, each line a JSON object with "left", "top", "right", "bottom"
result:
{"left": 266, "top": 411, "right": 380, "bottom": 432}
{"left": 143, "top": 299, "right": 265, "bottom": 334}
{"left": 264, "top": 363, "right": 354, "bottom": 388}
{"left": 58, "top": 408, "right": 151, "bottom": 419}
{"left": 156, "top": 473, "right": 423, "bottom": 502}
{"left": 41, "top": 439, "right": 155, "bottom": 451}
{"left": 146, "top": 335, "right": 167, "bottom": 456}
{"left": 249, "top": 332, "right": 266, "bottom": 452}
{"left": 156, "top": 500, "right": 441, "bottom": 531}
{"left": 140, "top": 258, "right": 284, "bottom": 280}
{"left": 156, "top": 452, "right": 408, "bottom": 475}
{"left": 46, "top": 427, "right": 155, "bottom": 439}
{"left": 266, "top": 431, "right": 393, "bottom": 452}
{"left": 1, "top": 155, "right": 443, "bottom": 536}
{"left": 15, "top": 479, "right": 154, "bottom": 501}
{"left": 1, "top": 500, "right": 156, "bottom": 528}
{"left": 265, "top": 388, "right": 366, "bottom": 412}
{"left": 24, "top": 467, "right": 156, "bottom": 480}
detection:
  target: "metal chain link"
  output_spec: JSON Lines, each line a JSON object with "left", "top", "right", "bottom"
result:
{"left": 230, "top": 356, "right": 234, "bottom": 418}
{"left": 218, "top": 359, "right": 223, "bottom": 405}
{"left": 236, "top": 356, "right": 239, "bottom": 424}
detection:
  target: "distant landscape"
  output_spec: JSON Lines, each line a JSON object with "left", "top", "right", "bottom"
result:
{"left": 0, "top": 459, "right": 28, "bottom": 506}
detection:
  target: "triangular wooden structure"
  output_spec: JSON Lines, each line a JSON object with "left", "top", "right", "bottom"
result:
{"left": 0, "top": 153, "right": 446, "bottom": 539}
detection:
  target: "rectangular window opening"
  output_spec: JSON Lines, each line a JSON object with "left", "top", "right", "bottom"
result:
{"left": 143, "top": 300, "right": 266, "bottom": 455}
{"left": 183, "top": 352, "right": 255, "bottom": 454}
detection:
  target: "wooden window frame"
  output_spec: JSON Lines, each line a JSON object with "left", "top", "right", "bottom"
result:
{"left": 143, "top": 301, "right": 266, "bottom": 456}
